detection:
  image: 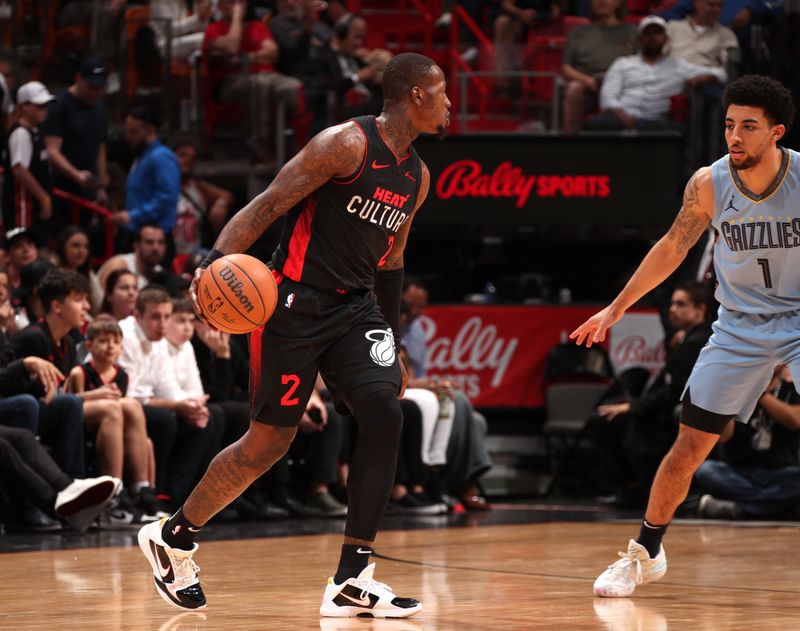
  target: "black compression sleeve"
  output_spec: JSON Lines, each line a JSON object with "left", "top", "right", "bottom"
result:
{"left": 373, "top": 268, "right": 404, "bottom": 346}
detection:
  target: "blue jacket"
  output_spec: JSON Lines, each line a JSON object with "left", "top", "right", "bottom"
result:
{"left": 125, "top": 139, "right": 180, "bottom": 234}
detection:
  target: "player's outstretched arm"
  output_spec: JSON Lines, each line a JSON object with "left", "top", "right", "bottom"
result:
{"left": 571, "top": 167, "right": 714, "bottom": 347}
{"left": 212, "top": 123, "right": 367, "bottom": 256}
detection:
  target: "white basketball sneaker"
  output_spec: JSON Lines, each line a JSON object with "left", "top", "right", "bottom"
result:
{"left": 138, "top": 518, "right": 206, "bottom": 609}
{"left": 593, "top": 539, "right": 667, "bottom": 598}
{"left": 319, "top": 563, "right": 422, "bottom": 618}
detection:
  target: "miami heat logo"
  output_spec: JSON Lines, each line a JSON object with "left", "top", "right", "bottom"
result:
{"left": 365, "top": 328, "right": 395, "bottom": 367}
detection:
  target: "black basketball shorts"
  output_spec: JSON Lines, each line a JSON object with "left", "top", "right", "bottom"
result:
{"left": 248, "top": 275, "right": 402, "bottom": 426}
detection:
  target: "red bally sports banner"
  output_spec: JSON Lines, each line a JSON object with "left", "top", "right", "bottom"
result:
{"left": 419, "top": 306, "right": 664, "bottom": 407}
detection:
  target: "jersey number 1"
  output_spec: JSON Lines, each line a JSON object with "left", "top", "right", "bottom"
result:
{"left": 757, "top": 258, "right": 773, "bottom": 289}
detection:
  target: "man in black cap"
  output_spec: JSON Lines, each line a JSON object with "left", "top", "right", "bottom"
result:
{"left": 43, "top": 55, "right": 110, "bottom": 228}
{"left": 5, "top": 227, "right": 39, "bottom": 312}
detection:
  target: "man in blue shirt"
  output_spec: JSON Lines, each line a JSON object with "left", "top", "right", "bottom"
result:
{"left": 113, "top": 106, "right": 180, "bottom": 255}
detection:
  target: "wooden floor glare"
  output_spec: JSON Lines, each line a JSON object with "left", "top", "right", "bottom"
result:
{"left": 1, "top": 521, "right": 798, "bottom": 630}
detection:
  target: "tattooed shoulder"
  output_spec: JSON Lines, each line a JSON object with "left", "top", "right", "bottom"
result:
{"left": 309, "top": 121, "right": 367, "bottom": 180}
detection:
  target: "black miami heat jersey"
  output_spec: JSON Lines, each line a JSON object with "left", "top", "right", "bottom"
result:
{"left": 81, "top": 361, "right": 129, "bottom": 396}
{"left": 272, "top": 115, "right": 423, "bottom": 293}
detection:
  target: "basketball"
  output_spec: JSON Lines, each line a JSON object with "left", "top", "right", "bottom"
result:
{"left": 196, "top": 253, "right": 278, "bottom": 334}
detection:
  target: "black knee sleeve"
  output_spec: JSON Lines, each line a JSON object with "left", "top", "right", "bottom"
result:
{"left": 345, "top": 387, "right": 404, "bottom": 542}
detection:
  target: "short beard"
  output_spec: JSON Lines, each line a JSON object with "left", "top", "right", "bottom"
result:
{"left": 731, "top": 154, "right": 761, "bottom": 170}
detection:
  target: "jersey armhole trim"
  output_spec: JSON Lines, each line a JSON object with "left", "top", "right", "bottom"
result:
{"left": 332, "top": 121, "right": 368, "bottom": 185}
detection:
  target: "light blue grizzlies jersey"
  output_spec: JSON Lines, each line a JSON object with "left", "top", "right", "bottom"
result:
{"left": 710, "top": 147, "right": 800, "bottom": 314}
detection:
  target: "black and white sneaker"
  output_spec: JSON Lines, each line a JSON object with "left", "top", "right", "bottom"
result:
{"left": 319, "top": 563, "right": 422, "bottom": 618}
{"left": 138, "top": 518, "right": 206, "bottom": 610}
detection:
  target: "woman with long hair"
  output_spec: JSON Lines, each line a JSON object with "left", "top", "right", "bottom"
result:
{"left": 100, "top": 269, "right": 138, "bottom": 322}
{"left": 56, "top": 225, "right": 104, "bottom": 314}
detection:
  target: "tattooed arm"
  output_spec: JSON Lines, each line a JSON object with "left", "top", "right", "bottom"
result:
{"left": 379, "top": 161, "right": 430, "bottom": 271}
{"left": 190, "top": 122, "right": 365, "bottom": 315}
{"left": 571, "top": 167, "right": 713, "bottom": 347}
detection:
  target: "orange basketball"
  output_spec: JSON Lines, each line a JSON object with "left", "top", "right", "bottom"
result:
{"left": 197, "top": 253, "right": 278, "bottom": 334}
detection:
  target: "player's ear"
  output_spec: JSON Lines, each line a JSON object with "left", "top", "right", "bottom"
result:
{"left": 411, "top": 86, "right": 423, "bottom": 105}
{"left": 771, "top": 123, "right": 785, "bottom": 142}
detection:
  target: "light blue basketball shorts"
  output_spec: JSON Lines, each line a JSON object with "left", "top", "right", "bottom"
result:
{"left": 682, "top": 306, "right": 800, "bottom": 423}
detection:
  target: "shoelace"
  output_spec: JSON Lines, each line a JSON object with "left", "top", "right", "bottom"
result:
{"left": 172, "top": 554, "right": 201, "bottom": 588}
{"left": 358, "top": 578, "right": 393, "bottom": 601}
{"left": 607, "top": 550, "right": 643, "bottom": 585}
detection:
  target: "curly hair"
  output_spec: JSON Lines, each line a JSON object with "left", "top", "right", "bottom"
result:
{"left": 37, "top": 268, "right": 90, "bottom": 314}
{"left": 723, "top": 75, "right": 795, "bottom": 132}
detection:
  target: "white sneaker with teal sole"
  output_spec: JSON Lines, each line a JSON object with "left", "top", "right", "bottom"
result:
{"left": 593, "top": 539, "right": 667, "bottom": 597}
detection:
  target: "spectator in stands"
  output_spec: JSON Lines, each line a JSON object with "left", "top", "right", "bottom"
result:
{"left": 99, "top": 269, "right": 138, "bottom": 322}
{"left": 98, "top": 224, "right": 169, "bottom": 291}
{"left": 66, "top": 317, "right": 160, "bottom": 523}
{"left": 12, "top": 270, "right": 131, "bottom": 483}
{"left": 2, "top": 82, "right": 55, "bottom": 243}
{"left": 584, "top": 15, "right": 727, "bottom": 131}
{"left": 660, "top": 0, "right": 766, "bottom": 38}
{"left": 312, "top": 13, "right": 390, "bottom": 125}
{"left": 14, "top": 259, "right": 54, "bottom": 331}
{"left": 171, "top": 135, "right": 234, "bottom": 255}
{"left": 561, "top": 0, "right": 637, "bottom": 134}
{"left": 269, "top": 0, "right": 329, "bottom": 80}
{"left": 113, "top": 107, "right": 180, "bottom": 253}
{"left": 0, "top": 50, "right": 16, "bottom": 128}
{"left": 55, "top": 225, "right": 103, "bottom": 314}
{"left": 119, "top": 287, "right": 222, "bottom": 508}
{"left": 695, "top": 365, "right": 800, "bottom": 520}
{"left": 666, "top": 0, "right": 739, "bottom": 69}
{"left": 5, "top": 227, "right": 39, "bottom": 302}
{"left": 586, "top": 281, "right": 711, "bottom": 507}
{"left": 402, "top": 279, "right": 493, "bottom": 510}
{"left": 202, "top": 0, "right": 304, "bottom": 161}
{"left": 44, "top": 56, "right": 110, "bottom": 213}
{"left": 150, "top": 0, "right": 213, "bottom": 63}
{"left": 0, "top": 424, "right": 119, "bottom": 532}
{"left": 494, "top": 0, "right": 563, "bottom": 92}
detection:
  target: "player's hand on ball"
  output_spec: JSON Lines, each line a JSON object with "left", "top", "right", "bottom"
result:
{"left": 570, "top": 305, "right": 622, "bottom": 348}
{"left": 190, "top": 267, "right": 220, "bottom": 332}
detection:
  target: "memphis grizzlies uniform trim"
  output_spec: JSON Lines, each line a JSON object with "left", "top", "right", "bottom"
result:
{"left": 683, "top": 147, "right": 800, "bottom": 423}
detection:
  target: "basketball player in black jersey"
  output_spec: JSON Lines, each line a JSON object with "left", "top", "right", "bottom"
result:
{"left": 138, "top": 52, "right": 450, "bottom": 617}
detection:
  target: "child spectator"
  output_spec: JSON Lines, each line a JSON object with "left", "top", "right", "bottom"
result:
{"left": 67, "top": 317, "right": 160, "bottom": 522}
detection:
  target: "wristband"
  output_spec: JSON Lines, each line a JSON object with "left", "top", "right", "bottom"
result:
{"left": 199, "top": 249, "right": 225, "bottom": 270}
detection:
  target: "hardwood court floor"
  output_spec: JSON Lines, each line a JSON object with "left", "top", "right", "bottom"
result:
{"left": 0, "top": 521, "right": 797, "bottom": 630}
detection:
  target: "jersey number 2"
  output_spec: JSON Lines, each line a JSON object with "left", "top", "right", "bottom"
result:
{"left": 757, "top": 258, "right": 773, "bottom": 289}
{"left": 378, "top": 236, "right": 395, "bottom": 267}
{"left": 281, "top": 374, "right": 300, "bottom": 406}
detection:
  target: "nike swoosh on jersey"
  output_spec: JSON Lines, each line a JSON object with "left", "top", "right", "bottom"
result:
{"left": 372, "top": 160, "right": 390, "bottom": 169}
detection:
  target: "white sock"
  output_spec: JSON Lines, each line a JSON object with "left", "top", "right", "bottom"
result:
{"left": 133, "top": 481, "right": 150, "bottom": 494}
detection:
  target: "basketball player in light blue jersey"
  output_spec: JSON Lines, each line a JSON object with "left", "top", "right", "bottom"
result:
{"left": 571, "top": 75, "right": 797, "bottom": 598}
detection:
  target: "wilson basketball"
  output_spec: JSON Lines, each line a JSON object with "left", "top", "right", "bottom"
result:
{"left": 197, "top": 253, "right": 278, "bottom": 334}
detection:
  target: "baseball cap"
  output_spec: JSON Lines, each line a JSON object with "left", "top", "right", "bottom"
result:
{"left": 5, "top": 226, "right": 37, "bottom": 248}
{"left": 638, "top": 15, "right": 668, "bottom": 33}
{"left": 78, "top": 56, "right": 108, "bottom": 86}
{"left": 16, "top": 81, "right": 55, "bottom": 106}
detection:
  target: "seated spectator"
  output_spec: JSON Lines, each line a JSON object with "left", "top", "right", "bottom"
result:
{"left": 13, "top": 270, "right": 131, "bottom": 485}
{"left": 0, "top": 427, "right": 118, "bottom": 532}
{"left": 112, "top": 108, "right": 180, "bottom": 257}
{"left": 99, "top": 269, "right": 139, "bottom": 322}
{"left": 586, "top": 281, "right": 711, "bottom": 507}
{"left": 312, "top": 13, "right": 390, "bottom": 126}
{"left": 494, "top": 0, "right": 562, "bottom": 92}
{"left": 666, "top": 0, "right": 739, "bottom": 69}
{"left": 561, "top": 0, "right": 637, "bottom": 134}
{"left": 696, "top": 365, "right": 800, "bottom": 520}
{"left": 660, "top": 0, "right": 767, "bottom": 38}
{"left": 202, "top": 0, "right": 304, "bottom": 161}
{"left": 171, "top": 135, "right": 234, "bottom": 255}
{"left": 5, "top": 227, "right": 39, "bottom": 314}
{"left": 98, "top": 224, "right": 169, "bottom": 291}
{"left": 150, "top": 0, "right": 212, "bottom": 63}
{"left": 402, "top": 278, "right": 493, "bottom": 510}
{"left": 67, "top": 317, "right": 160, "bottom": 524}
{"left": 2, "top": 82, "right": 55, "bottom": 244}
{"left": 269, "top": 0, "right": 330, "bottom": 80}
{"left": 585, "top": 16, "right": 727, "bottom": 131}
{"left": 119, "top": 287, "right": 222, "bottom": 509}
{"left": 56, "top": 225, "right": 104, "bottom": 314}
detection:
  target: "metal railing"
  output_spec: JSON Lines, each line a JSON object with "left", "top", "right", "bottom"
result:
{"left": 52, "top": 188, "right": 114, "bottom": 264}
